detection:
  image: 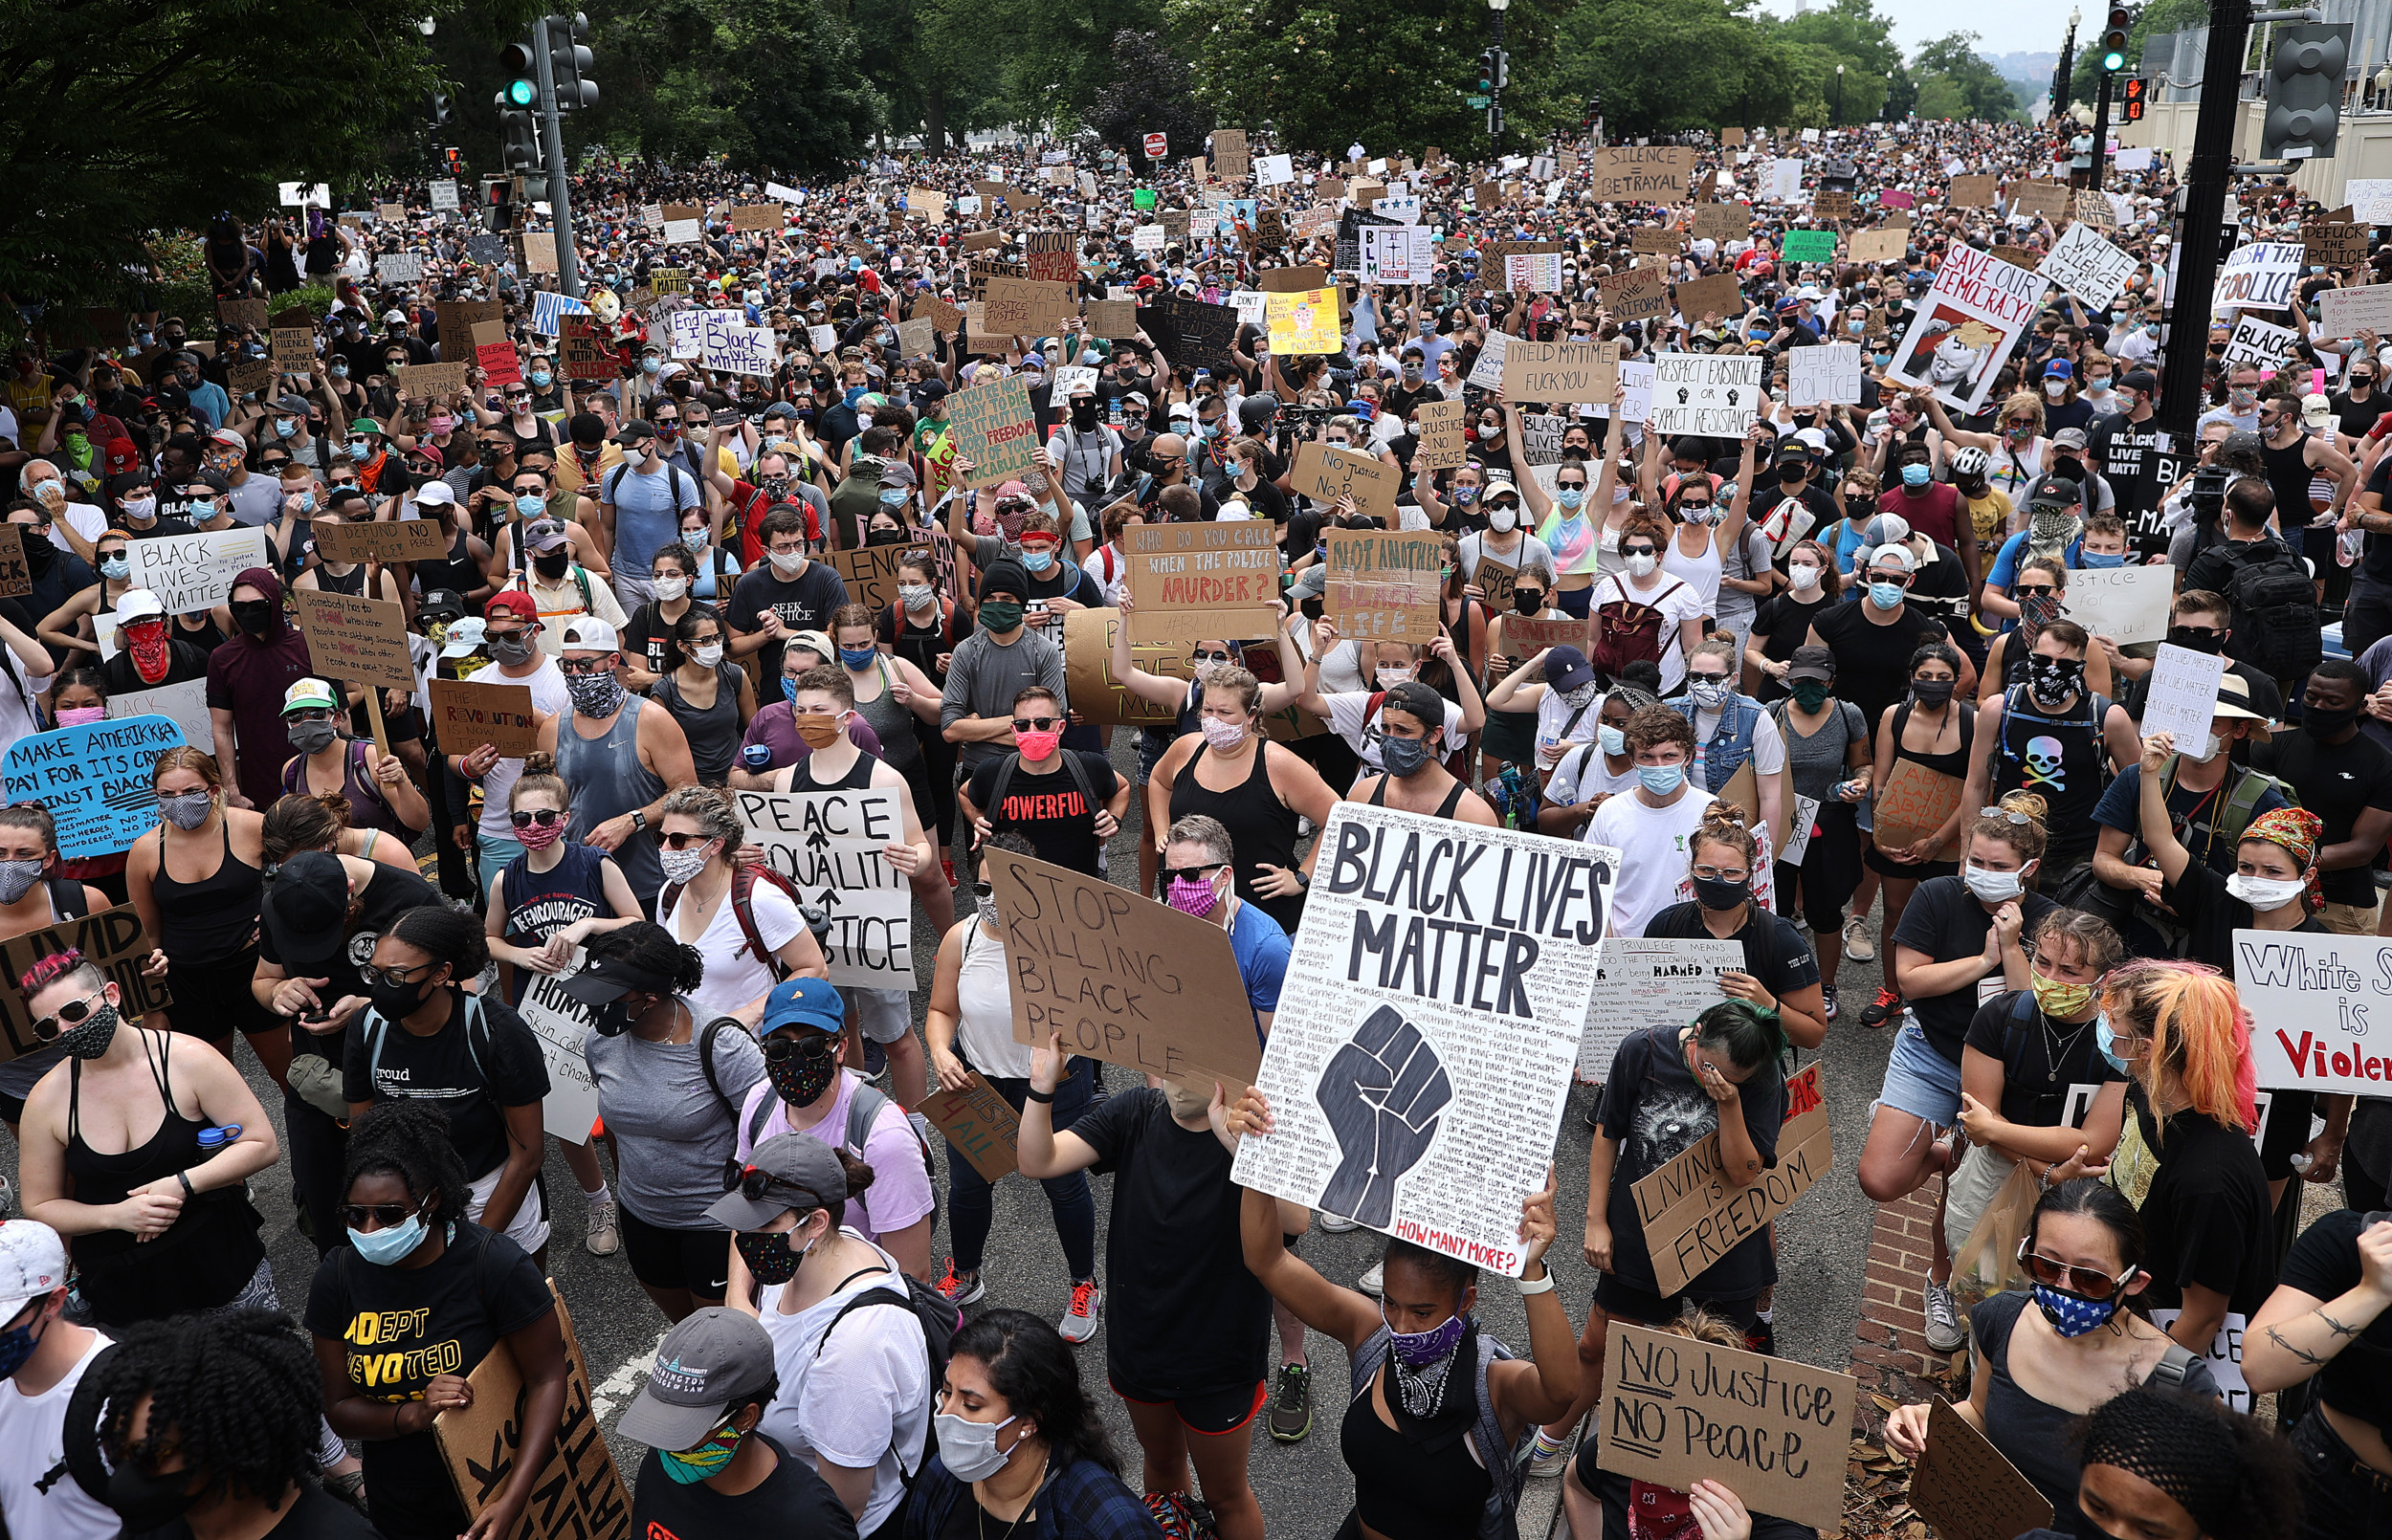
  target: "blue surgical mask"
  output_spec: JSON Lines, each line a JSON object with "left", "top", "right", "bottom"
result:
{"left": 348, "top": 1206, "right": 432, "bottom": 1265}
{"left": 1868, "top": 581, "right": 1906, "bottom": 610}
{"left": 2095, "top": 1011, "right": 2132, "bottom": 1074}
{"left": 1023, "top": 549, "right": 1056, "bottom": 573}
{"left": 1872, "top": 353, "right": 1892, "bottom": 367}
{"left": 1557, "top": 488, "right": 1585, "bottom": 511}
{"left": 1637, "top": 761, "right": 1685, "bottom": 795}
{"left": 1598, "top": 724, "right": 1627, "bottom": 757}
{"left": 516, "top": 494, "right": 545, "bottom": 517}
{"left": 1901, "top": 463, "right": 1931, "bottom": 488}
{"left": 2079, "top": 551, "right": 2126, "bottom": 568}
{"left": 100, "top": 556, "right": 130, "bottom": 580}
{"left": 529, "top": 370, "right": 553, "bottom": 387}
{"left": 641, "top": 357, "right": 662, "bottom": 375}
{"left": 275, "top": 418, "right": 299, "bottom": 439}
{"left": 879, "top": 488, "right": 908, "bottom": 507}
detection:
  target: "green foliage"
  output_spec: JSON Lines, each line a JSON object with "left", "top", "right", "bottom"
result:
{"left": 1088, "top": 32, "right": 1214, "bottom": 165}
{"left": 1910, "top": 31, "right": 2022, "bottom": 122}
{"left": 0, "top": 0, "right": 542, "bottom": 306}
{"left": 1552, "top": 0, "right": 1917, "bottom": 137}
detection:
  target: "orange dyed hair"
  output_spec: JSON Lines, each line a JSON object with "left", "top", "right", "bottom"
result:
{"left": 2100, "top": 959, "right": 2257, "bottom": 1136}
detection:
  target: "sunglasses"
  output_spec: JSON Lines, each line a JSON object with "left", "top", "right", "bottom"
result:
{"left": 1621, "top": 545, "right": 1657, "bottom": 559}
{"left": 659, "top": 830, "right": 717, "bottom": 851}
{"left": 1977, "top": 805, "right": 2034, "bottom": 825}
{"left": 558, "top": 655, "right": 616, "bottom": 674}
{"left": 509, "top": 808, "right": 564, "bottom": 829}
{"left": 2016, "top": 1243, "right": 2138, "bottom": 1300}
{"left": 32, "top": 991, "right": 105, "bottom": 1043}
{"left": 1011, "top": 716, "right": 1061, "bottom": 733}
{"left": 1190, "top": 649, "right": 1232, "bottom": 664}
{"left": 763, "top": 1033, "right": 834, "bottom": 1064}
{"left": 1160, "top": 862, "right": 1228, "bottom": 885}
{"left": 341, "top": 1202, "right": 423, "bottom": 1230}
{"left": 719, "top": 1161, "right": 816, "bottom": 1202}
{"left": 286, "top": 708, "right": 339, "bottom": 724}
{"left": 1686, "top": 671, "right": 1731, "bottom": 683}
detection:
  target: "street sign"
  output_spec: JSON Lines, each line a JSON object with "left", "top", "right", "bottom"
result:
{"left": 1467, "top": 95, "right": 1492, "bottom": 108}
{"left": 1144, "top": 132, "right": 1168, "bottom": 160}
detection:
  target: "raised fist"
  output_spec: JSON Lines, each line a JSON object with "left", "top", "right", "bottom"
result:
{"left": 1318, "top": 1004, "right": 1451, "bottom": 1230}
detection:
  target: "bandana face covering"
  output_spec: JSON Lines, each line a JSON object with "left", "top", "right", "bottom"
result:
{"left": 566, "top": 672, "right": 626, "bottom": 719}
{"left": 2031, "top": 1281, "right": 2119, "bottom": 1337}
{"left": 2026, "top": 655, "right": 2083, "bottom": 705}
{"left": 126, "top": 621, "right": 172, "bottom": 684}
{"left": 1384, "top": 1310, "right": 1467, "bottom": 1368}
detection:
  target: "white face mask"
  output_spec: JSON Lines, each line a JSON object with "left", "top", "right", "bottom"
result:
{"left": 769, "top": 550, "right": 806, "bottom": 576}
{"left": 1487, "top": 508, "right": 1518, "bottom": 534}
{"left": 692, "top": 643, "right": 725, "bottom": 668}
{"left": 1788, "top": 563, "right": 1822, "bottom": 592}
{"left": 2226, "top": 870, "right": 2306, "bottom": 911}
{"left": 2045, "top": 381, "right": 2068, "bottom": 399}
{"left": 1626, "top": 554, "right": 1658, "bottom": 578}
{"left": 652, "top": 575, "right": 689, "bottom": 602}
{"left": 1963, "top": 863, "right": 2027, "bottom": 904}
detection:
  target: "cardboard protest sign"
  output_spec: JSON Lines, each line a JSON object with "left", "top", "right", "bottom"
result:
{"left": 558, "top": 316, "right": 613, "bottom": 383}
{"left": 918, "top": 295, "right": 963, "bottom": 335}
{"left": 1909, "top": 1397, "right": 2055, "bottom": 1540}
{"left": 1587, "top": 147, "right": 1693, "bottom": 203}
{"left": 105, "top": 679, "right": 211, "bottom": 754}
{"left": 941, "top": 375, "right": 1040, "bottom": 488}
{"left": 0, "top": 905, "right": 171, "bottom": 1064}
{"left": 1321, "top": 529, "right": 1444, "bottom": 643}
{"left": 3, "top": 718, "right": 187, "bottom": 860}
{"left": 897, "top": 317, "right": 938, "bottom": 358}
{"left": 919, "top": 1072, "right": 1022, "bottom": 1181}
{"left": 1813, "top": 189, "right": 1853, "bottom": 221}
{"left": 1414, "top": 400, "right": 1469, "bottom": 471}
{"left": 269, "top": 323, "right": 314, "bottom": 369}
{"left": 812, "top": 545, "right": 905, "bottom": 619}
{"left": 1062, "top": 608, "right": 1190, "bottom": 729}
{"left": 1211, "top": 128, "right": 1250, "bottom": 180}
{"left": 727, "top": 203, "right": 781, "bottom": 231}
{"left": 1628, "top": 228, "right": 1681, "bottom": 254}
{"left": 2056, "top": 562, "right": 2173, "bottom": 646}
{"left": 2319, "top": 283, "right": 2392, "bottom": 341}
{"left": 986, "top": 846, "right": 1261, "bottom": 1088}
{"left": 396, "top": 362, "right": 469, "bottom": 402}
{"left": 1672, "top": 272, "right": 1743, "bottom": 322}
{"left": 1230, "top": 803, "right": 1607, "bottom": 1272}
{"left": 1602, "top": 267, "right": 1670, "bottom": 325}
{"left": 1292, "top": 441, "right": 1399, "bottom": 523}
{"left": 2008, "top": 180, "right": 2070, "bottom": 219}
{"left": 2212, "top": 241, "right": 2305, "bottom": 318}
{"left": 1872, "top": 759, "right": 1964, "bottom": 861}
{"left": 2306, "top": 222, "right": 2368, "bottom": 268}
{"left": 427, "top": 679, "right": 540, "bottom": 759}
{"left": 2223, "top": 313, "right": 2300, "bottom": 371}
{"left": 311, "top": 518, "right": 450, "bottom": 564}
{"left": 1786, "top": 343, "right": 1863, "bottom": 406}
{"left": 2036, "top": 221, "right": 2138, "bottom": 312}
{"left": 1635, "top": 1066, "right": 1833, "bottom": 1294}
{"left": 1023, "top": 231, "right": 1080, "bottom": 283}
{"left": 128, "top": 528, "right": 268, "bottom": 617}
{"left": 1849, "top": 227, "right": 1907, "bottom": 264}
{"left": 1948, "top": 174, "right": 1996, "bottom": 208}
{"left": 435, "top": 1283, "right": 631, "bottom": 1540}
{"left": 1123, "top": 523, "right": 1281, "bottom": 642}
{"left": 1499, "top": 615, "right": 1590, "bottom": 654}
{"left": 1885, "top": 245, "right": 2049, "bottom": 414}
{"left": 1581, "top": 938, "right": 1743, "bottom": 1080}
{"left": 1648, "top": 353, "right": 1763, "bottom": 437}
{"left": 0, "top": 525, "right": 27, "bottom": 598}
{"left": 1596, "top": 1322, "right": 1853, "bottom": 1530}
{"left": 225, "top": 358, "right": 274, "bottom": 397}
{"left": 2143, "top": 642, "right": 2228, "bottom": 763}
{"left": 1086, "top": 298, "right": 1140, "bottom": 340}
{"left": 1501, "top": 340, "right": 1619, "bottom": 402}
{"left": 294, "top": 590, "right": 416, "bottom": 693}
{"left": 216, "top": 298, "right": 269, "bottom": 331}
{"left": 520, "top": 231, "right": 557, "bottom": 274}
{"left": 735, "top": 789, "right": 916, "bottom": 990}
{"left": 1143, "top": 296, "right": 1239, "bottom": 373}
{"left": 1692, "top": 203, "right": 1751, "bottom": 243}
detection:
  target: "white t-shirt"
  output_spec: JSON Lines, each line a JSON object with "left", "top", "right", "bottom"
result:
{"left": 1081, "top": 545, "right": 1131, "bottom": 606}
{"left": 1545, "top": 740, "right": 1638, "bottom": 808}
{"left": 1323, "top": 689, "right": 1468, "bottom": 776}
{"left": 757, "top": 1234, "right": 931, "bottom": 1537}
{"left": 1534, "top": 688, "right": 1604, "bottom": 771}
{"left": 43, "top": 499, "right": 107, "bottom": 555}
{"left": 1586, "top": 787, "right": 1717, "bottom": 938}
{"left": 0, "top": 1331, "right": 119, "bottom": 1540}
{"left": 1590, "top": 574, "right": 1706, "bottom": 694}
{"left": 469, "top": 658, "right": 571, "bottom": 843}
{"left": 663, "top": 873, "right": 805, "bottom": 1023}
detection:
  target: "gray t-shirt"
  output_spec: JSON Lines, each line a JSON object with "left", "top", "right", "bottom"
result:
{"left": 586, "top": 1014, "right": 768, "bottom": 1228}
{"left": 1775, "top": 697, "right": 1867, "bottom": 803}
{"left": 938, "top": 627, "right": 1066, "bottom": 771}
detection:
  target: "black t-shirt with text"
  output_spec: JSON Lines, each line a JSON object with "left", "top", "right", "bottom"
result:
{"left": 724, "top": 562, "right": 851, "bottom": 683}
{"left": 964, "top": 752, "right": 1120, "bottom": 875}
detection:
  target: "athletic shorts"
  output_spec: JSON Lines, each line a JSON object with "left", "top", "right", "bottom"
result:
{"left": 1110, "top": 1377, "right": 1268, "bottom": 1436}
{"left": 619, "top": 1202, "right": 733, "bottom": 1300}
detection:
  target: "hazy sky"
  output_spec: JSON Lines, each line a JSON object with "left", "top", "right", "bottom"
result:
{"left": 1753, "top": 0, "right": 2084, "bottom": 62}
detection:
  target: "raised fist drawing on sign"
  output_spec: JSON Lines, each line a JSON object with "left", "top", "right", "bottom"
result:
{"left": 1318, "top": 1004, "right": 1451, "bottom": 1229}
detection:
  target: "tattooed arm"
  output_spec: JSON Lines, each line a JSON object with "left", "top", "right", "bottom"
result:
{"left": 2246, "top": 1219, "right": 2392, "bottom": 1393}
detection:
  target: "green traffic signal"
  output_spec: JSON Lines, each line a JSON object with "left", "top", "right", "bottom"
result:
{"left": 506, "top": 77, "right": 536, "bottom": 106}
{"left": 2102, "top": 49, "right": 2126, "bottom": 70}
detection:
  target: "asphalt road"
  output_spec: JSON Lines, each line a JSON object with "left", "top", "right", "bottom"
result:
{"left": 116, "top": 737, "right": 1902, "bottom": 1537}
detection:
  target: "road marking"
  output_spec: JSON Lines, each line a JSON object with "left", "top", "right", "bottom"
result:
{"left": 590, "top": 1326, "right": 672, "bottom": 1424}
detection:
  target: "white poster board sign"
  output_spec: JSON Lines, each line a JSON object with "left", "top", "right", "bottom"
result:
{"left": 1468, "top": 330, "right": 1510, "bottom": 391}
{"left": 1786, "top": 343, "right": 1863, "bottom": 406}
{"left": 519, "top": 949, "right": 602, "bottom": 1142}
{"left": 104, "top": 678, "right": 213, "bottom": 754}
{"left": 2223, "top": 314, "right": 2300, "bottom": 371}
{"left": 2242, "top": 930, "right": 2392, "bottom": 1103}
{"left": 2037, "top": 222, "right": 2138, "bottom": 312}
{"left": 2142, "top": 642, "right": 2228, "bottom": 762}
{"left": 1884, "top": 245, "right": 2049, "bottom": 414}
{"left": 1229, "top": 804, "right": 1608, "bottom": 1274}
{"left": 2056, "top": 563, "right": 2175, "bottom": 646}
{"left": 1256, "top": 153, "right": 1296, "bottom": 187}
{"left": 2348, "top": 179, "right": 2392, "bottom": 226}
{"left": 1579, "top": 938, "right": 1745, "bottom": 1080}
{"left": 733, "top": 788, "right": 915, "bottom": 990}
{"left": 128, "top": 528, "right": 269, "bottom": 619}
{"left": 1586, "top": 360, "right": 1656, "bottom": 425}
{"left": 2212, "top": 241, "right": 2305, "bottom": 318}
{"left": 1648, "top": 353, "right": 1764, "bottom": 436}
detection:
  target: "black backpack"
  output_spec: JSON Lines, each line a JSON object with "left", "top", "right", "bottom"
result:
{"left": 812, "top": 1270, "right": 962, "bottom": 1480}
{"left": 2225, "top": 545, "right": 2322, "bottom": 680}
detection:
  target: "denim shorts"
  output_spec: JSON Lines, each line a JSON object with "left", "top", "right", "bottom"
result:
{"left": 1875, "top": 1021, "right": 1964, "bottom": 1127}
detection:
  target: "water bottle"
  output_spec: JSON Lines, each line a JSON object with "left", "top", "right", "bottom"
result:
{"left": 195, "top": 1124, "right": 242, "bottom": 1152}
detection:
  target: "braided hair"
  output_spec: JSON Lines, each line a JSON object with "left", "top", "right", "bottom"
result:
{"left": 85, "top": 1309, "right": 323, "bottom": 1511}
{"left": 343, "top": 1100, "right": 472, "bottom": 1228}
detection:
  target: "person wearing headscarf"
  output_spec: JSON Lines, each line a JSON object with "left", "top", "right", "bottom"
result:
{"left": 2011, "top": 1387, "right": 2300, "bottom": 1540}
{"left": 203, "top": 567, "right": 319, "bottom": 813}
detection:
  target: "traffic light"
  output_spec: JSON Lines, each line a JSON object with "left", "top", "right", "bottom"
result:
{"left": 547, "top": 12, "right": 596, "bottom": 111}
{"left": 1490, "top": 48, "right": 1508, "bottom": 90}
{"left": 482, "top": 176, "right": 513, "bottom": 232}
{"left": 444, "top": 145, "right": 463, "bottom": 172}
{"left": 2099, "top": 5, "right": 2131, "bottom": 72}
{"left": 2123, "top": 76, "right": 2148, "bottom": 121}
{"left": 1477, "top": 49, "right": 1496, "bottom": 93}
{"left": 2262, "top": 22, "right": 2352, "bottom": 161}
{"left": 496, "top": 92, "right": 543, "bottom": 174}
{"left": 1583, "top": 93, "right": 1601, "bottom": 128}
{"left": 426, "top": 86, "right": 452, "bottom": 129}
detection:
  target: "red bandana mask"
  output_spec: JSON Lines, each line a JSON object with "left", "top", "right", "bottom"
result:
{"left": 1626, "top": 1482, "right": 1696, "bottom": 1540}
{"left": 125, "top": 619, "right": 171, "bottom": 684}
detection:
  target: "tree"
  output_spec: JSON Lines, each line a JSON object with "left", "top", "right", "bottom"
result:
{"left": 575, "top": 0, "right": 875, "bottom": 175}
{"left": 1911, "top": 32, "right": 2021, "bottom": 123}
{"left": 1553, "top": 0, "right": 1774, "bottom": 140}
{"left": 0, "top": 0, "right": 541, "bottom": 308}
{"left": 1088, "top": 32, "right": 1213, "bottom": 167}
{"left": 2069, "top": 0, "right": 2204, "bottom": 107}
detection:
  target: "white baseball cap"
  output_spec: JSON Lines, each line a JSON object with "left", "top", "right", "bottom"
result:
{"left": 0, "top": 1221, "right": 68, "bottom": 1316}
{"left": 413, "top": 480, "right": 455, "bottom": 508}
{"left": 114, "top": 589, "right": 166, "bottom": 623}
{"left": 562, "top": 617, "right": 620, "bottom": 652}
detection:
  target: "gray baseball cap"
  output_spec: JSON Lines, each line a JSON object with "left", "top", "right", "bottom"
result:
{"left": 616, "top": 1309, "right": 779, "bottom": 1450}
{"left": 704, "top": 1131, "right": 850, "bottom": 1233}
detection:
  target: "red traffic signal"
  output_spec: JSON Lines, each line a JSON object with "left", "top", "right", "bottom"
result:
{"left": 2123, "top": 76, "right": 2148, "bottom": 121}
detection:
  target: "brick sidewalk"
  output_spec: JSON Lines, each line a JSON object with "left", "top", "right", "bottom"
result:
{"left": 1847, "top": 1181, "right": 1953, "bottom": 1403}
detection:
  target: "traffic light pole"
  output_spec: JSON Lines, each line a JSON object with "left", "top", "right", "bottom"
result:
{"left": 1488, "top": 8, "right": 1505, "bottom": 150}
{"left": 2156, "top": 0, "right": 2253, "bottom": 437}
{"left": 2089, "top": 69, "right": 2115, "bottom": 189}
{"left": 530, "top": 17, "right": 583, "bottom": 300}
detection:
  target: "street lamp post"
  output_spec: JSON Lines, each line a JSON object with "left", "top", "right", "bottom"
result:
{"left": 1487, "top": 0, "right": 1508, "bottom": 150}
{"left": 2054, "top": 7, "right": 2081, "bottom": 121}
{"left": 1834, "top": 63, "right": 1845, "bottom": 127}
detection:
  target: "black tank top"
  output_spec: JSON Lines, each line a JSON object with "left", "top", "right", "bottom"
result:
{"left": 1367, "top": 772, "right": 1471, "bottom": 817}
{"left": 798, "top": 746, "right": 880, "bottom": 794}
{"left": 151, "top": 819, "right": 264, "bottom": 959}
{"left": 172, "top": 611, "right": 227, "bottom": 656}
{"left": 1889, "top": 698, "right": 1977, "bottom": 781}
{"left": 2258, "top": 429, "right": 2322, "bottom": 524}
{"left": 66, "top": 1033, "right": 265, "bottom": 1322}
{"left": 1170, "top": 740, "right": 1304, "bottom": 934}
{"left": 410, "top": 522, "right": 478, "bottom": 600}
{"left": 1340, "top": 1368, "right": 1492, "bottom": 1540}
{"left": 314, "top": 561, "right": 368, "bottom": 597}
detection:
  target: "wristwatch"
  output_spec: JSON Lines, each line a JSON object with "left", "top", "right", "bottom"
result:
{"left": 631, "top": 810, "right": 647, "bottom": 832}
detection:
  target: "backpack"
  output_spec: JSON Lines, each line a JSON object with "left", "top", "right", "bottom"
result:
{"left": 362, "top": 991, "right": 498, "bottom": 1081}
{"left": 1589, "top": 577, "right": 1687, "bottom": 680}
{"left": 745, "top": 1070, "right": 938, "bottom": 1203}
{"left": 663, "top": 862, "right": 809, "bottom": 979}
{"left": 983, "top": 747, "right": 1098, "bottom": 835}
{"left": 2225, "top": 544, "right": 2322, "bottom": 680}
{"left": 693, "top": 1015, "right": 750, "bottom": 1120}
{"left": 811, "top": 1268, "right": 962, "bottom": 1481}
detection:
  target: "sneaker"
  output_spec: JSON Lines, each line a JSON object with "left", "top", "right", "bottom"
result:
{"left": 1060, "top": 1278, "right": 1102, "bottom": 1343}
{"left": 941, "top": 858, "right": 958, "bottom": 888}
{"left": 1269, "top": 1362, "right": 1313, "bottom": 1442}
{"left": 1841, "top": 913, "right": 1875, "bottom": 963}
{"left": 1318, "top": 1212, "right": 1361, "bottom": 1234}
{"left": 1922, "top": 1276, "right": 1965, "bottom": 1352}
{"left": 1858, "top": 987, "right": 1904, "bottom": 1030}
{"left": 1527, "top": 1425, "right": 1578, "bottom": 1479}
{"left": 1744, "top": 1316, "right": 1777, "bottom": 1356}
{"left": 936, "top": 1260, "right": 986, "bottom": 1308}
{"left": 1356, "top": 1261, "right": 1384, "bottom": 1297}
{"left": 1820, "top": 984, "right": 1838, "bottom": 1023}
{"left": 584, "top": 1198, "right": 620, "bottom": 1257}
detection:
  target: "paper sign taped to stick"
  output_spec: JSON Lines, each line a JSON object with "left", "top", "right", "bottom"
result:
{"left": 311, "top": 519, "right": 450, "bottom": 563}
{"left": 1596, "top": 1322, "right": 1853, "bottom": 1531}
{"left": 919, "top": 1072, "right": 1022, "bottom": 1181}
{"left": 1231, "top": 803, "right": 1606, "bottom": 1272}
{"left": 427, "top": 679, "right": 540, "bottom": 759}
{"left": 986, "top": 846, "right": 1261, "bottom": 1088}
{"left": 0, "top": 905, "right": 171, "bottom": 1065}
{"left": 735, "top": 789, "right": 916, "bottom": 991}
{"left": 1580, "top": 938, "right": 1744, "bottom": 1080}
{"left": 942, "top": 376, "right": 1041, "bottom": 488}
{"left": 2056, "top": 562, "right": 2174, "bottom": 646}
{"left": 1322, "top": 529, "right": 1444, "bottom": 642}
{"left": 296, "top": 590, "right": 416, "bottom": 693}
{"left": 2143, "top": 643, "right": 2227, "bottom": 763}
{"left": 3, "top": 718, "right": 187, "bottom": 861}
{"left": 1909, "top": 1397, "right": 2055, "bottom": 1540}
{"left": 1123, "top": 522, "right": 1282, "bottom": 642}
{"left": 435, "top": 1282, "right": 631, "bottom": 1540}
{"left": 128, "top": 527, "right": 268, "bottom": 618}
{"left": 1292, "top": 441, "right": 1398, "bottom": 522}
{"left": 1871, "top": 759, "right": 1965, "bottom": 862}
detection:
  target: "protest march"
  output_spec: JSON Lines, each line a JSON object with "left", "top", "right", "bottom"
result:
{"left": 3, "top": 37, "right": 2389, "bottom": 1540}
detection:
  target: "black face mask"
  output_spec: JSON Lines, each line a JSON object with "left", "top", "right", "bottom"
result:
{"left": 104, "top": 1461, "right": 197, "bottom": 1533}
{"left": 232, "top": 601, "right": 277, "bottom": 636}
{"left": 1071, "top": 403, "right": 1098, "bottom": 429}
{"left": 2165, "top": 626, "right": 2223, "bottom": 656}
{"left": 534, "top": 551, "right": 570, "bottom": 581}
{"left": 367, "top": 974, "right": 440, "bottom": 1025}
{"left": 867, "top": 526, "right": 910, "bottom": 546}
{"left": 17, "top": 535, "right": 50, "bottom": 573}
{"left": 1692, "top": 874, "right": 1750, "bottom": 911}
{"left": 1514, "top": 589, "right": 1545, "bottom": 615}
{"left": 1299, "top": 594, "right": 1325, "bottom": 622}
{"left": 1911, "top": 677, "right": 1956, "bottom": 708}
{"left": 2306, "top": 703, "right": 2362, "bottom": 738}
